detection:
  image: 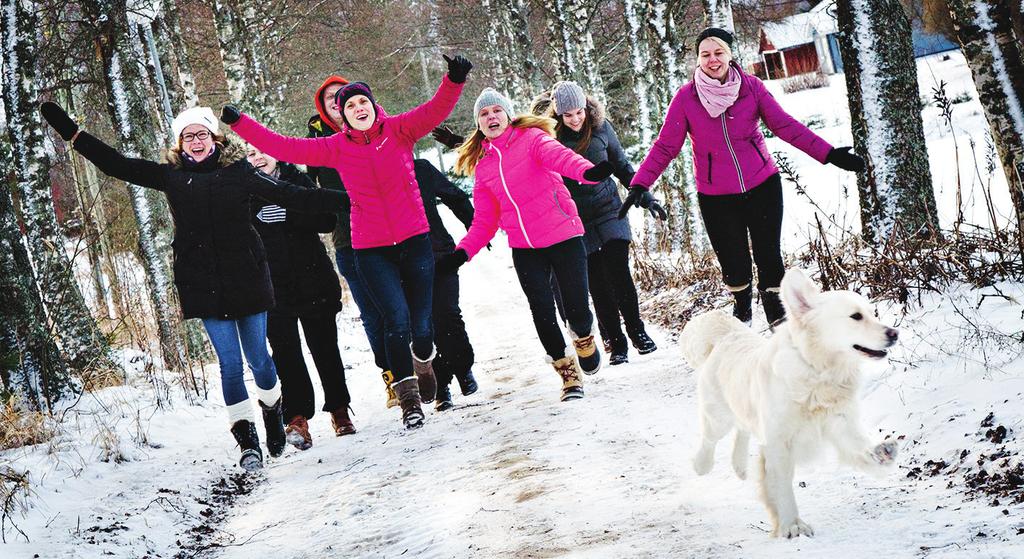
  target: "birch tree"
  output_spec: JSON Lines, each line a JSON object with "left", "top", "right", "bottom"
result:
{"left": 81, "top": 0, "right": 188, "bottom": 372}
{"left": 541, "top": 0, "right": 605, "bottom": 99}
{"left": 2, "top": 0, "right": 121, "bottom": 381}
{"left": 946, "top": 0, "right": 1024, "bottom": 250}
{"left": 836, "top": 0, "right": 939, "bottom": 243}
{"left": 212, "top": 0, "right": 278, "bottom": 124}
{"left": 702, "top": 0, "right": 735, "bottom": 32}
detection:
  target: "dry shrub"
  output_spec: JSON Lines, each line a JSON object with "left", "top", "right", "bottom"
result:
{"left": 80, "top": 364, "right": 125, "bottom": 393}
{"left": 0, "top": 397, "right": 53, "bottom": 451}
{"left": 0, "top": 466, "right": 32, "bottom": 543}
{"left": 781, "top": 71, "right": 831, "bottom": 94}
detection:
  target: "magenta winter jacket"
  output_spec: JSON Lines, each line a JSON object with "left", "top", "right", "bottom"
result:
{"left": 232, "top": 76, "right": 464, "bottom": 249}
{"left": 632, "top": 66, "right": 833, "bottom": 196}
{"left": 457, "top": 126, "right": 596, "bottom": 259}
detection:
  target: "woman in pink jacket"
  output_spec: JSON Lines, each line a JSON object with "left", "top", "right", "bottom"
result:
{"left": 221, "top": 54, "right": 473, "bottom": 429}
{"left": 622, "top": 28, "right": 864, "bottom": 326}
{"left": 436, "top": 88, "right": 614, "bottom": 402}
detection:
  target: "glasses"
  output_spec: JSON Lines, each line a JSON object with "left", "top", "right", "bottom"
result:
{"left": 181, "top": 130, "right": 211, "bottom": 143}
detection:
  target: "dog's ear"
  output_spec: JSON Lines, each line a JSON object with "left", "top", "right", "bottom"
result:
{"left": 781, "top": 268, "right": 819, "bottom": 321}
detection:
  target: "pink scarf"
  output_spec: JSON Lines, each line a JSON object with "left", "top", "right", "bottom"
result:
{"left": 694, "top": 64, "right": 741, "bottom": 118}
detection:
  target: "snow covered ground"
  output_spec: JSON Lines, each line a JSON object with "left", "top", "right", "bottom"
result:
{"left": 3, "top": 52, "right": 1023, "bottom": 558}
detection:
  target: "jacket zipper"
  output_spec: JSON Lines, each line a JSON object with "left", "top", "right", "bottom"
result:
{"left": 492, "top": 143, "right": 534, "bottom": 248}
{"left": 750, "top": 138, "right": 767, "bottom": 164}
{"left": 707, "top": 153, "right": 713, "bottom": 184}
{"left": 721, "top": 114, "right": 745, "bottom": 192}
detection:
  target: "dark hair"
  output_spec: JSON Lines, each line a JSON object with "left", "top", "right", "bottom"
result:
{"left": 554, "top": 104, "right": 594, "bottom": 155}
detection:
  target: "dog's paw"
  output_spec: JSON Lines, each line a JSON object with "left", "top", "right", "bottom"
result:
{"left": 693, "top": 450, "right": 714, "bottom": 476}
{"left": 871, "top": 441, "right": 898, "bottom": 466}
{"left": 775, "top": 518, "right": 814, "bottom": 539}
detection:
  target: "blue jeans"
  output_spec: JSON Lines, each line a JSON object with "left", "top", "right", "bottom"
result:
{"left": 202, "top": 312, "right": 278, "bottom": 406}
{"left": 335, "top": 246, "right": 389, "bottom": 371}
{"left": 354, "top": 233, "right": 435, "bottom": 381}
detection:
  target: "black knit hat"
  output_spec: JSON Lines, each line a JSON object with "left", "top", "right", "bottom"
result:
{"left": 695, "top": 27, "right": 734, "bottom": 50}
{"left": 334, "top": 82, "right": 378, "bottom": 127}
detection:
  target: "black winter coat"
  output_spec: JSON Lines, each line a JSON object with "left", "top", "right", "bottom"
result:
{"left": 306, "top": 115, "right": 353, "bottom": 249}
{"left": 558, "top": 98, "right": 635, "bottom": 254}
{"left": 251, "top": 163, "right": 342, "bottom": 317}
{"left": 413, "top": 159, "right": 475, "bottom": 259}
{"left": 71, "top": 131, "right": 346, "bottom": 320}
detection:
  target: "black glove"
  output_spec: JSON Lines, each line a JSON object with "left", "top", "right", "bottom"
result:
{"left": 436, "top": 249, "right": 468, "bottom": 275}
{"left": 432, "top": 125, "right": 465, "bottom": 149}
{"left": 582, "top": 161, "right": 614, "bottom": 182}
{"left": 618, "top": 186, "right": 668, "bottom": 221}
{"left": 826, "top": 146, "right": 865, "bottom": 172}
{"left": 220, "top": 105, "right": 241, "bottom": 125}
{"left": 443, "top": 54, "right": 473, "bottom": 84}
{"left": 40, "top": 102, "right": 79, "bottom": 141}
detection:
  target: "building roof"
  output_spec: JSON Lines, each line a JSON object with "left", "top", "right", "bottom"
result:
{"left": 760, "top": 1, "right": 837, "bottom": 52}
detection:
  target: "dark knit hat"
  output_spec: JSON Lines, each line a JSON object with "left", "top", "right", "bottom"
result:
{"left": 695, "top": 27, "right": 734, "bottom": 50}
{"left": 334, "top": 82, "right": 378, "bottom": 127}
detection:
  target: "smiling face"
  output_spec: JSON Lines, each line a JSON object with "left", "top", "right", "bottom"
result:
{"left": 322, "top": 83, "right": 345, "bottom": 127}
{"left": 697, "top": 37, "right": 732, "bottom": 81}
{"left": 561, "top": 107, "right": 586, "bottom": 132}
{"left": 477, "top": 105, "right": 510, "bottom": 140}
{"left": 344, "top": 95, "right": 375, "bottom": 131}
{"left": 246, "top": 146, "right": 278, "bottom": 175}
{"left": 179, "top": 124, "right": 215, "bottom": 162}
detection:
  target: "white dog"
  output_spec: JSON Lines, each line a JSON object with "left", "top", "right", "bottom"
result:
{"left": 681, "top": 268, "right": 899, "bottom": 538}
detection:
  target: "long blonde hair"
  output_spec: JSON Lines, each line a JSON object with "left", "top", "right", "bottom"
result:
{"left": 455, "top": 115, "right": 557, "bottom": 176}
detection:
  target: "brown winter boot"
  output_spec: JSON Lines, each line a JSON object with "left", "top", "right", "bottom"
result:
{"left": 552, "top": 355, "right": 584, "bottom": 401}
{"left": 381, "top": 370, "right": 399, "bottom": 409}
{"left": 411, "top": 348, "right": 437, "bottom": 404}
{"left": 330, "top": 406, "right": 356, "bottom": 436}
{"left": 284, "top": 415, "right": 313, "bottom": 450}
{"left": 393, "top": 376, "right": 425, "bottom": 429}
{"left": 572, "top": 335, "right": 602, "bottom": 375}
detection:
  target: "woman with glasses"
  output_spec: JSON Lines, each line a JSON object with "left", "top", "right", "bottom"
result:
{"left": 38, "top": 103, "right": 343, "bottom": 472}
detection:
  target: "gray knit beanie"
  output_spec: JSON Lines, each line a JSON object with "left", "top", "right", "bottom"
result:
{"left": 473, "top": 88, "right": 515, "bottom": 122}
{"left": 551, "top": 81, "right": 586, "bottom": 115}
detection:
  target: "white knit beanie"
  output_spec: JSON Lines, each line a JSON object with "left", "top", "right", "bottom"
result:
{"left": 473, "top": 88, "right": 515, "bottom": 122}
{"left": 171, "top": 106, "right": 219, "bottom": 139}
{"left": 551, "top": 81, "right": 586, "bottom": 115}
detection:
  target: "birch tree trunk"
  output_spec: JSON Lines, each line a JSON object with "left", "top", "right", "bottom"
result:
{"left": 154, "top": 1, "right": 200, "bottom": 110}
{"left": 212, "top": 0, "right": 277, "bottom": 124}
{"left": 837, "top": 0, "right": 939, "bottom": 243}
{"left": 81, "top": 0, "right": 188, "bottom": 373}
{"left": 702, "top": 0, "right": 735, "bottom": 32}
{"left": 2, "top": 0, "right": 121, "bottom": 382}
{"left": 946, "top": 0, "right": 1024, "bottom": 249}
{"left": 503, "top": 0, "right": 542, "bottom": 99}
{"left": 0, "top": 126, "right": 69, "bottom": 411}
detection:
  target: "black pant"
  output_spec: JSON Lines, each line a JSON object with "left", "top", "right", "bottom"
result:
{"left": 267, "top": 312, "right": 349, "bottom": 421}
{"left": 512, "top": 237, "right": 593, "bottom": 360}
{"left": 432, "top": 267, "right": 475, "bottom": 389}
{"left": 698, "top": 174, "right": 785, "bottom": 291}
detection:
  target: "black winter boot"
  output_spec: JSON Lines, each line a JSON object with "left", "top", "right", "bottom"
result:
{"left": 731, "top": 285, "right": 753, "bottom": 324}
{"left": 435, "top": 384, "right": 454, "bottom": 411}
{"left": 628, "top": 330, "right": 658, "bottom": 355}
{"left": 259, "top": 398, "right": 287, "bottom": 458}
{"left": 608, "top": 335, "right": 629, "bottom": 366}
{"left": 455, "top": 370, "right": 478, "bottom": 396}
{"left": 230, "top": 420, "right": 263, "bottom": 472}
{"left": 573, "top": 335, "right": 602, "bottom": 375}
{"left": 760, "top": 288, "right": 786, "bottom": 327}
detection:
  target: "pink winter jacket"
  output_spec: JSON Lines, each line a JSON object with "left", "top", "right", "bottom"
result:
{"left": 457, "top": 126, "right": 596, "bottom": 259}
{"left": 232, "top": 76, "right": 464, "bottom": 249}
{"left": 632, "top": 66, "right": 833, "bottom": 196}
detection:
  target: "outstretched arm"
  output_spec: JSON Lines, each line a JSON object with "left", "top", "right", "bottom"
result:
{"left": 455, "top": 182, "right": 500, "bottom": 260}
{"left": 422, "top": 161, "right": 475, "bottom": 230}
{"left": 226, "top": 108, "right": 338, "bottom": 168}
{"left": 631, "top": 88, "right": 690, "bottom": 189}
{"left": 244, "top": 168, "right": 348, "bottom": 214}
{"left": 393, "top": 55, "right": 470, "bottom": 141}
{"left": 754, "top": 78, "right": 832, "bottom": 164}
{"left": 530, "top": 132, "right": 597, "bottom": 184}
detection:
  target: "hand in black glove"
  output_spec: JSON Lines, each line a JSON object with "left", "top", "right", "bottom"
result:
{"left": 443, "top": 54, "right": 473, "bottom": 84}
{"left": 432, "top": 125, "right": 465, "bottom": 149}
{"left": 220, "top": 105, "right": 241, "bottom": 125}
{"left": 436, "top": 248, "right": 469, "bottom": 275}
{"left": 618, "top": 186, "right": 668, "bottom": 221}
{"left": 826, "top": 146, "right": 865, "bottom": 173}
{"left": 582, "top": 160, "right": 614, "bottom": 182}
{"left": 40, "top": 102, "right": 79, "bottom": 141}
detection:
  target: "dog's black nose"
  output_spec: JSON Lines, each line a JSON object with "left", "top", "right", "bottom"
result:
{"left": 885, "top": 328, "right": 899, "bottom": 342}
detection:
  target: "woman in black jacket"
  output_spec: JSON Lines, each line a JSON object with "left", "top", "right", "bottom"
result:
{"left": 247, "top": 146, "right": 353, "bottom": 449}
{"left": 544, "top": 81, "right": 661, "bottom": 365}
{"left": 39, "top": 103, "right": 346, "bottom": 471}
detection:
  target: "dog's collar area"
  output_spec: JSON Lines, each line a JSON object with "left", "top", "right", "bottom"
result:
{"left": 853, "top": 344, "right": 888, "bottom": 358}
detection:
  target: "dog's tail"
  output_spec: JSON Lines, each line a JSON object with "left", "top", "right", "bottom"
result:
{"left": 680, "top": 310, "right": 742, "bottom": 369}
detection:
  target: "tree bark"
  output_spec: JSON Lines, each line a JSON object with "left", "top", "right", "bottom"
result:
{"left": 837, "top": 0, "right": 939, "bottom": 243}
{"left": 2, "top": 0, "right": 121, "bottom": 382}
{"left": 946, "top": 0, "right": 1024, "bottom": 249}
{"left": 702, "top": 0, "right": 736, "bottom": 32}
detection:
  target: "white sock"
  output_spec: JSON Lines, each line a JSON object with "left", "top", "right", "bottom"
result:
{"left": 410, "top": 343, "right": 436, "bottom": 362}
{"left": 255, "top": 382, "right": 281, "bottom": 407}
{"left": 226, "top": 399, "right": 255, "bottom": 426}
